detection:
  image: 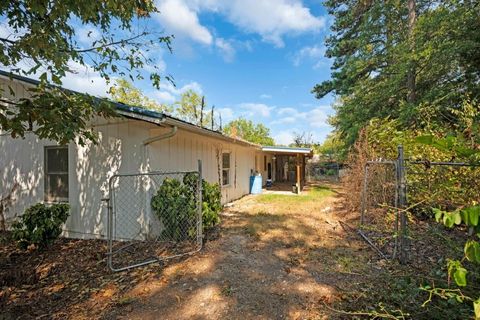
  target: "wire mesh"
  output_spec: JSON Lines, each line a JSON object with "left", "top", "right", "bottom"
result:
{"left": 359, "top": 161, "right": 399, "bottom": 259}
{"left": 405, "top": 161, "right": 480, "bottom": 213}
{"left": 306, "top": 162, "right": 340, "bottom": 182}
{"left": 107, "top": 170, "right": 202, "bottom": 271}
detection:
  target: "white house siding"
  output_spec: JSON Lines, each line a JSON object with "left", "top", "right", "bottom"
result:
{"left": 0, "top": 76, "right": 258, "bottom": 239}
{"left": 146, "top": 127, "right": 257, "bottom": 204}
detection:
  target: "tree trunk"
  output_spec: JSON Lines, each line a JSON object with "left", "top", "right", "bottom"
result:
{"left": 407, "top": 0, "right": 417, "bottom": 104}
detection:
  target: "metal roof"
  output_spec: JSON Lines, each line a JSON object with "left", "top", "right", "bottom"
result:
{"left": 0, "top": 69, "right": 260, "bottom": 148}
{"left": 262, "top": 145, "right": 313, "bottom": 155}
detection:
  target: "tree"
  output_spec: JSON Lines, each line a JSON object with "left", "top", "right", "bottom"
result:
{"left": 290, "top": 131, "right": 316, "bottom": 148}
{"left": 110, "top": 79, "right": 172, "bottom": 113}
{"left": 223, "top": 118, "right": 275, "bottom": 146}
{"left": 0, "top": 0, "right": 172, "bottom": 145}
{"left": 175, "top": 89, "right": 212, "bottom": 127}
{"left": 313, "top": 1, "right": 480, "bottom": 147}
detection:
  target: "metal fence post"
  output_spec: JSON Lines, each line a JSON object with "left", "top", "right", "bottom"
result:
{"left": 197, "top": 159, "right": 203, "bottom": 248}
{"left": 397, "top": 145, "right": 408, "bottom": 264}
{"left": 360, "top": 163, "right": 369, "bottom": 225}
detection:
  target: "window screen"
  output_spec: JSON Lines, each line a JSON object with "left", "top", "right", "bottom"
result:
{"left": 45, "top": 147, "right": 69, "bottom": 202}
{"left": 222, "top": 152, "right": 230, "bottom": 186}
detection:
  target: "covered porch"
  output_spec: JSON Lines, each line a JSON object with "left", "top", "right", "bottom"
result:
{"left": 260, "top": 146, "right": 313, "bottom": 194}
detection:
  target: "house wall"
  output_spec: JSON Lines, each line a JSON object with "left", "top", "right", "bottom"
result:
{"left": 0, "top": 77, "right": 257, "bottom": 239}
{"left": 255, "top": 152, "right": 274, "bottom": 185}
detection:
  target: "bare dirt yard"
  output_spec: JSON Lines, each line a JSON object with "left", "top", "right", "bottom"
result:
{"left": 0, "top": 182, "right": 470, "bottom": 319}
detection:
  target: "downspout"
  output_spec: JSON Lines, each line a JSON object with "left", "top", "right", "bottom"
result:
{"left": 143, "top": 125, "right": 177, "bottom": 146}
{"left": 142, "top": 123, "right": 177, "bottom": 239}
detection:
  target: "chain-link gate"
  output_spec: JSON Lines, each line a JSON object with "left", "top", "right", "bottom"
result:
{"left": 106, "top": 161, "right": 203, "bottom": 271}
{"left": 359, "top": 146, "right": 408, "bottom": 263}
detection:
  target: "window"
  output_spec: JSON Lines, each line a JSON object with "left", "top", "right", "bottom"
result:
{"left": 45, "top": 146, "right": 69, "bottom": 202}
{"left": 264, "top": 155, "right": 267, "bottom": 171}
{"left": 222, "top": 152, "right": 230, "bottom": 186}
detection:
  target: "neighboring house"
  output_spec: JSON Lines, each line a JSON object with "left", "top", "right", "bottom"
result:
{"left": 0, "top": 71, "right": 312, "bottom": 239}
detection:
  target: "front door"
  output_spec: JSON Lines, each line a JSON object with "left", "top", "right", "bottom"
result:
{"left": 267, "top": 162, "right": 272, "bottom": 180}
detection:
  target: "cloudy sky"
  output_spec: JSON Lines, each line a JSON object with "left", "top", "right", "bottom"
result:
{"left": 1, "top": 0, "right": 334, "bottom": 145}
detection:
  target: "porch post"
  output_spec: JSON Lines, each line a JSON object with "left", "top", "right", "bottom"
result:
{"left": 296, "top": 153, "right": 301, "bottom": 194}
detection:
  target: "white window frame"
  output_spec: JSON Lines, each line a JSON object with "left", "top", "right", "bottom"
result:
{"left": 222, "top": 151, "right": 231, "bottom": 187}
{"left": 44, "top": 146, "right": 69, "bottom": 202}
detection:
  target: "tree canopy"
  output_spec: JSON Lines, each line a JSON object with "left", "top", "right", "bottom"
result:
{"left": 314, "top": 0, "right": 480, "bottom": 146}
{"left": 223, "top": 118, "right": 275, "bottom": 146}
{"left": 175, "top": 89, "right": 212, "bottom": 128}
{"left": 0, "top": 0, "right": 172, "bottom": 145}
{"left": 110, "top": 79, "right": 172, "bottom": 113}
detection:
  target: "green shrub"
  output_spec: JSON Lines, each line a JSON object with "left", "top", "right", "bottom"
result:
{"left": 151, "top": 174, "right": 221, "bottom": 241}
{"left": 12, "top": 203, "right": 70, "bottom": 249}
{"left": 201, "top": 180, "right": 221, "bottom": 228}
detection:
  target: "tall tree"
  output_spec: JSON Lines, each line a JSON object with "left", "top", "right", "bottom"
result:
{"left": 223, "top": 118, "right": 275, "bottom": 146}
{"left": 0, "top": 0, "right": 172, "bottom": 145}
{"left": 314, "top": 1, "right": 480, "bottom": 146}
{"left": 175, "top": 89, "right": 211, "bottom": 127}
{"left": 110, "top": 79, "right": 172, "bottom": 113}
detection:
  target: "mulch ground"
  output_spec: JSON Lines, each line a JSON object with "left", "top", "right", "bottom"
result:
{"left": 0, "top": 183, "right": 474, "bottom": 319}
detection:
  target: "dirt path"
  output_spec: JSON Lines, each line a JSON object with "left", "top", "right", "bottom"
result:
{"left": 111, "top": 184, "right": 374, "bottom": 320}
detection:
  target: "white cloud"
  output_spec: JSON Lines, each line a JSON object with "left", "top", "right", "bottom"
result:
{"left": 273, "top": 131, "right": 295, "bottom": 145}
{"left": 61, "top": 61, "right": 112, "bottom": 97}
{"left": 217, "top": 107, "right": 235, "bottom": 122}
{"left": 293, "top": 45, "right": 326, "bottom": 67}
{"left": 155, "top": 0, "right": 213, "bottom": 45}
{"left": 76, "top": 26, "right": 101, "bottom": 45}
{"left": 222, "top": 0, "right": 326, "bottom": 47}
{"left": 153, "top": 90, "right": 176, "bottom": 103}
{"left": 215, "top": 38, "right": 236, "bottom": 62}
{"left": 260, "top": 94, "right": 272, "bottom": 99}
{"left": 239, "top": 103, "right": 274, "bottom": 118}
{"left": 271, "top": 116, "right": 296, "bottom": 125}
{"left": 277, "top": 107, "right": 297, "bottom": 115}
{"left": 155, "top": 0, "right": 326, "bottom": 53}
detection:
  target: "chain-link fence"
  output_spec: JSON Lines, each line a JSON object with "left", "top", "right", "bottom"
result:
{"left": 359, "top": 146, "right": 408, "bottom": 263}
{"left": 359, "top": 160, "right": 400, "bottom": 260}
{"left": 106, "top": 162, "right": 203, "bottom": 272}
{"left": 306, "top": 162, "right": 340, "bottom": 182}
{"left": 359, "top": 146, "right": 480, "bottom": 264}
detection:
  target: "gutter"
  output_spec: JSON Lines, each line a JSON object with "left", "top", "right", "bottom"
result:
{"left": 163, "top": 117, "right": 261, "bottom": 149}
{"left": 143, "top": 125, "right": 177, "bottom": 145}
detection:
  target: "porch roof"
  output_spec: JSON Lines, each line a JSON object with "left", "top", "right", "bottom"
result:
{"left": 262, "top": 146, "right": 313, "bottom": 156}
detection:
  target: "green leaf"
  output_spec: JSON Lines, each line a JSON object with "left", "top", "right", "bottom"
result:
{"left": 473, "top": 298, "right": 480, "bottom": 320}
{"left": 415, "top": 135, "right": 434, "bottom": 145}
{"left": 454, "top": 266, "right": 468, "bottom": 287}
{"left": 433, "top": 208, "right": 443, "bottom": 223}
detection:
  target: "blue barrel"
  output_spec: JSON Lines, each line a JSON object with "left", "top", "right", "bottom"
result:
{"left": 250, "top": 175, "right": 263, "bottom": 194}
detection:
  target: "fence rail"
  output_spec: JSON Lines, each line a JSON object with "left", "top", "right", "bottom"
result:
{"left": 106, "top": 161, "right": 203, "bottom": 272}
{"left": 360, "top": 146, "right": 480, "bottom": 264}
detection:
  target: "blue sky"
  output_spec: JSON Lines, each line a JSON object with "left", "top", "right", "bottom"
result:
{"left": 1, "top": 0, "right": 335, "bottom": 145}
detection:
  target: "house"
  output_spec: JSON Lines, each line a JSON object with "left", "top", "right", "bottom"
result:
{"left": 0, "top": 71, "right": 312, "bottom": 239}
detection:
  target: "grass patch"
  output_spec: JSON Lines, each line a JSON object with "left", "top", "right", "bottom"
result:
{"left": 256, "top": 186, "right": 334, "bottom": 204}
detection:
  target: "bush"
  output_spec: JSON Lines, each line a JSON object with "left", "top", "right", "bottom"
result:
{"left": 12, "top": 203, "right": 70, "bottom": 249}
{"left": 201, "top": 180, "right": 221, "bottom": 228}
{"left": 151, "top": 174, "right": 221, "bottom": 241}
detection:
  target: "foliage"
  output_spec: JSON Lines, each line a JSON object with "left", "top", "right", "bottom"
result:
{"left": 315, "top": 1, "right": 480, "bottom": 146}
{"left": 0, "top": 0, "right": 172, "bottom": 145}
{"left": 110, "top": 79, "right": 172, "bottom": 113}
{"left": 12, "top": 203, "right": 70, "bottom": 249}
{"left": 223, "top": 118, "right": 275, "bottom": 146}
{"left": 175, "top": 89, "right": 212, "bottom": 127}
{"left": 201, "top": 180, "right": 222, "bottom": 229}
{"left": 423, "top": 205, "right": 480, "bottom": 319}
{"left": 151, "top": 174, "right": 221, "bottom": 241}
{"left": 290, "top": 131, "right": 316, "bottom": 148}
{"left": 315, "top": 132, "right": 346, "bottom": 161}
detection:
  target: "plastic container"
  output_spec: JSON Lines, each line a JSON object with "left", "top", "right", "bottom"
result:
{"left": 250, "top": 175, "right": 263, "bottom": 194}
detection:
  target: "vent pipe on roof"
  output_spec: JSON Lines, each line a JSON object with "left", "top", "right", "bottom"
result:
{"left": 143, "top": 125, "right": 177, "bottom": 145}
